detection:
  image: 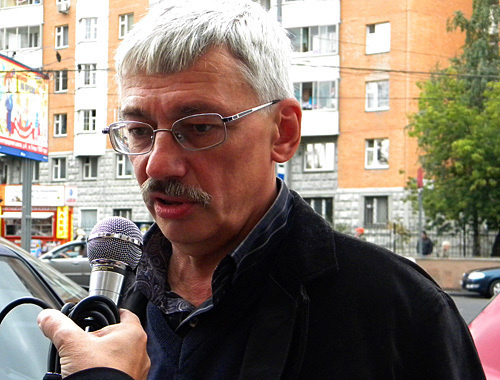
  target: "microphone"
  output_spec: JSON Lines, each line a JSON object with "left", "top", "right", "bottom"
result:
{"left": 86, "top": 216, "right": 143, "bottom": 305}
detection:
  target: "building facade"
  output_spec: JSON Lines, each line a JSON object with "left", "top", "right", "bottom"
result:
{"left": 0, "top": 0, "right": 475, "bottom": 253}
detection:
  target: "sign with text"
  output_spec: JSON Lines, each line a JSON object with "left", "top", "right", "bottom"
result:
{"left": 0, "top": 54, "right": 48, "bottom": 162}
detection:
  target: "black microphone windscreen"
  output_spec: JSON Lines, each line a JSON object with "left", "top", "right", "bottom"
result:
{"left": 87, "top": 216, "right": 143, "bottom": 270}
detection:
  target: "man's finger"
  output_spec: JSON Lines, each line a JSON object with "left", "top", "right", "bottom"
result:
{"left": 37, "top": 309, "right": 86, "bottom": 349}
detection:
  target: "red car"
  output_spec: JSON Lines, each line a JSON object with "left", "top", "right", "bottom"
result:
{"left": 469, "top": 294, "right": 500, "bottom": 379}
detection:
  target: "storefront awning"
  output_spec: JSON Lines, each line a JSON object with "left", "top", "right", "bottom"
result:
{"left": 0, "top": 212, "right": 53, "bottom": 219}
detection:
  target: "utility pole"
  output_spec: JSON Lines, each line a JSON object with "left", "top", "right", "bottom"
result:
{"left": 20, "top": 158, "right": 33, "bottom": 252}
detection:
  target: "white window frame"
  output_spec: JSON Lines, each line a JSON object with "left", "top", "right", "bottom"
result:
{"left": 294, "top": 81, "right": 337, "bottom": 111}
{"left": 366, "top": 22, "right": 390, "bottom": 54}
{"left": 54, "top": 113, "right": 67, "bottom": 136}
{"left": 304, "top": 197, "right": 333, "bottom": 225}
{"left": 82, "top": 156, "right": 98, "bottom": 180}
{"left": 119, "top": 13, "right": 134, "bottom": 39}
{"left": 80, "top": 18, "right": 97, "bottom": 41}
{"left": 365, "top": 80, "right": 389, "bottom": 111}
{"left": 79, "top": 63, "right": 96, "bottom": 87}
{"left": 113, "top": 208, "right": 132, "bottom": 219}
{"left": 116, "top": 154, "right": 132, "bottom": 178}
{"left": 365, "top": 138, "right": 389, "bottom": 169}
{"left": 364, "top": 196, "right": 389, "bottom": 227}
{"left": 288, "top": 24, "right": 338, "bottom": 54}
{"left": 55, "top": 25, "right": 69, "bottom": 49}
{"left": 52, "top": 157, "right": 67, "bottom": 181}
{"left": 79, "top": 109, "right": 97, "bottom": 132}
{"left": 304, "top": 142, "right": 335, "bottom": 172}
{"left": 54, "top": 70, "right": 68, "bottom": 93}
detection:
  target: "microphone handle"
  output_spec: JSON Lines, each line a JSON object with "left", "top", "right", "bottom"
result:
{"left": 88, "top": 259, "right": 128, "bottom": 305}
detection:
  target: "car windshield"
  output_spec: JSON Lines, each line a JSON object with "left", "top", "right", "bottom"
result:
{"left": 0, "top": 256, "right": 59, "bottom": 380}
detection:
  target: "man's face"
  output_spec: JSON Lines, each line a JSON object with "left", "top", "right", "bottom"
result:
{"left": 119, "top": 47, "right": 280, "bottom": 257}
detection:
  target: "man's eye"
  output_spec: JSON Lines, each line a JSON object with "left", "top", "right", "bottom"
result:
{"left": 190, "top": 123, "right": 214, "bottom": 134}
{"left": 128, "top": 127, "right": 151, "bottom": 137}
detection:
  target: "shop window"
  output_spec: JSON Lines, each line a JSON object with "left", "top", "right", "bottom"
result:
{"left": 294, "top": 81, "right": 337, "bottom": 110}
{"left": 304, "top": 142, "right": 335, "bottom": 171}
{"left": 119, "top": 13, "right": 134, "bottom": 39}
{"left": 364, "top": 196, "right": 388, "bottom": 227}
{"left": 304, "top": 197, "right": 333, "bottom": 225}
{"left": 365, "top": 80, "right": 389, "bottom": 111}
{"left": 365, "top": 138, "right": 389, "bottom": 169}
{"left": 366, "top": 22, "right": 390, "bottom": 54}
{"left": 4, "top": 216, "right": 53, "bottom": 237}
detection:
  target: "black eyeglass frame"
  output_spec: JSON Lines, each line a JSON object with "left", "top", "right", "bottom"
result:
{"left": 102, "top": 99, "right": 282, "bottom": 155}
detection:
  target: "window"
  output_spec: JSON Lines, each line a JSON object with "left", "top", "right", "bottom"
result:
{"left": 79, "top": 64, "right": 96, "bottom": 87}
{"left": 119, "top": 13, "right": 134, "bottom": 39}
{"left": 304, "top": 197, "right": 333, "bottom": 225}
{"left": 288, "top": 25, "right": 337, "bottom": 54}
{"left": 55, "top": 25, "right": 69, "bottom": 48}
{"left": 4, "top": 216, "right": 53, "bottom": 237}
{"left": 52, "top": 157, "right": 67, "bottom": 181}
{"left": 364, "top": 196, "right": 388, "bottom": 227}
{"left": 82, "top": 156, "right": 98, "bottom": 180}
{"left": 32, "top": 161, "right": 40, "bottom": 182}
{"left": 54, "top": 114, "right": 67, "bottom": 136}
{"left": 79, "top": 109, "right": 97, "bottom": 131}
{"left": 365, "top": 80, "right": 389, "bottom": 111}
{"left": 365, "top": 138, "right": 389, "bottom": 169}
{"left": 113, "top": 209, "right": 132, "bottom": 220}
{"left": 80, "top": 18, "right": 97, "bottom": 41}
{"left": 116, "top": 154, "right": 132, "bottom": 178}
{"left": 1, "top": 0, "right": 40, "bottom": 8}
{"left": 54, "top": 70, "right": 68, "bottom": 93}
{"left": 294, "top": 81, "right": 337, "bottom": 110}
{"left": 0, "top": 26, "right": 41, "bottom": 50}
{"left": 366, "top": 22, "right": 390, "bottom": 54}
{"left": 80, "top": 209, "right": 97, "bottom": 235}
{"left": 304, "top": 142, "right": 335, "bottom": 171}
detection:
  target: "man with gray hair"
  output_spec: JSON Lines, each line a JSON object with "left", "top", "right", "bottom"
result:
{"left": 38, "top": 1, "right": 485, "bottom": 379}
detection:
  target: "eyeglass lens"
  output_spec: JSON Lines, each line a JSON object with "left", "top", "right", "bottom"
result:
{"left": 111, "top": 114, "right": 227, "bottom": 154}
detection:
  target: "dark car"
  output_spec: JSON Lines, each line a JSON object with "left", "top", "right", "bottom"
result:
{"left": 461, "top": 267, "right": 500, "bottom": 297}
{"left": 40, "top": 240, "right": 91, "bottom": 288}
{"left": 0, "top": 239, "right": 87, "bottom": 380}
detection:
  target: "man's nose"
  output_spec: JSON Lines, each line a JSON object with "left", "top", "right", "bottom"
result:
{"left": 145, "top": 130, "right": 187, "bottom": 179}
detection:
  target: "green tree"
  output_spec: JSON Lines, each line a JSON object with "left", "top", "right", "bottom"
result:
{"left": 408, "top": 0, "right": 500, "bottom": 256}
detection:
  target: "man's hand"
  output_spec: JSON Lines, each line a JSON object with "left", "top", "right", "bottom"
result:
{"left": 38, "top": 308, "right": 150, "bottom": 380}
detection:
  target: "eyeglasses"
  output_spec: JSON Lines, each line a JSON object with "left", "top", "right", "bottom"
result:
{"left": 102, "top": 100, "right": 281, "bottom": 155}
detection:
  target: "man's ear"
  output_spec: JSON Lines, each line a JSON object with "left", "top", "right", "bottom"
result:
{"left": 271, "top": 98, "right": 302, "bottom": 163}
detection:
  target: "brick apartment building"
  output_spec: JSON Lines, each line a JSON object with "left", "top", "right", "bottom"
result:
{"left": 0, "top": 0, "right": 473, "bottom": 253}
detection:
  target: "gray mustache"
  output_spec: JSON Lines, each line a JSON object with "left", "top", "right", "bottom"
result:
{"left": 141, "top": 179, "right": 212, "bottom": 207}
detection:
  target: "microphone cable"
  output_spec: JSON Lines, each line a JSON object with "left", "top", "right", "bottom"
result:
{"left": 0, "top": 295, "right": 120, "bottom": 379}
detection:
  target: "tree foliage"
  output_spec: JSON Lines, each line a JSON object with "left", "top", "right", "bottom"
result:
{"left": 408, "top": 0, "right": 500, "bottom": 256}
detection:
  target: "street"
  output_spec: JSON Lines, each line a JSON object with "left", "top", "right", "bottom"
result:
{"left": 449, "top": 291, "right": 491, "bottom": 324}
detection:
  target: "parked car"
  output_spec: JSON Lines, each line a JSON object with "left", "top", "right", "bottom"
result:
{"left": 0, "top": 239, "right": 87, "bottom": 380}
{"left": 40, "top": 240, "right": 91, "bottom": 288}
{"left": 461, "top": 267, "right": 500, "bottom": 298}
{"left": 469, "top": 294, "right": 500, "bottom": 380}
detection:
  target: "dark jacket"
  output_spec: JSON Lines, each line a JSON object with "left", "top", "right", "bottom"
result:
{"left": 67, "top": 193, "right": 485, "bottom": 380}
